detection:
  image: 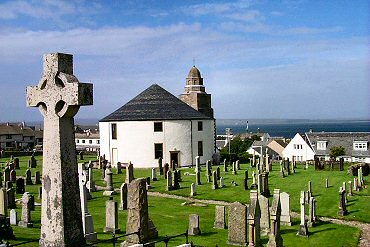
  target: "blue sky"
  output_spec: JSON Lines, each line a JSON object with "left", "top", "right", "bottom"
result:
{"left": 0, "top": 0, "right": 369, "bottom": 122}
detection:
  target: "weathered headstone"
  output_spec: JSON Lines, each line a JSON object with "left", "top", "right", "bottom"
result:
{"left": 214, "top": 205, "right": 226, "bottom": 229}
{"left": 190, "top": 183, "right": 196, "bottom": 196}
{"left": 35, "top": 171, "right": 42, "bottom": 184}
{"left": 26, "top": 53, "right": 92, "bottom": 245}
{"left": 325, "top": 178, "right": 328, "bottom": 188}
{"left": 166, "top": 171, "right": 173, "bottom": 191}
{"left": 280, "top": 192, "right": 292, "bottom": 226}
{"left": 173, "top": 170, "right": 180, "bottom": 190}
{"left": 216, "top": 166, "right": 221, "bottom": 180}
{"left": 151, "top": 168, "right": 158, "bottom": 181}
{"left": 119, "top": 183, "right": 128, "bottom": 210}
{"left": 212, "top": 171, "right": 218, "bottom": 190}
{"left": 196, "top": 171, "right": 201, "bottom": 185}
{"left": 195, "top": 156, "right": 201, "bottom": 172}
{"left": 205, "top": 160, "right": 211, "bottom": 178}
{"left": 228, "top": 202, "right": 248, "bottom": 246}
{"left": 279, "top": 162, "right": 285, "bottom": 178}
{"left": 117, "top": 162, "right": 122, "bottom": 174}
{"left": 15, "top": 178, "right": 25, "bottom": 194}
{"left": 104, "top": 197, "right": 120, "bottom": 233}
{"left": 261, "top": 172, "right": 270, "bottom": 197}
{"left": 38, "top": 186, "right": 42, "bottom": 200}
{"left": 3, "top": 166, "right": 10, "bottom": 183}
{"left": 6, "top": 187, "right": 16, "bottom": 209}
{"left": 163, "top": 163, "right": 169, "bottom": 179}
{"left": 343, "top": 182, "right": 347, "bottom": 203}
{"left": 18, "top": 192, "right": 33, "bottom": 228}
{"left": 244, "top": 170, "right": 249, "bottom": 190}
{"left": 348, "top": 181, "right": 353, "bottom": 196}
{"left": 224, "top": 158, "right": 228, "bottom": 172}
{"left": 232, "top": 162, "right": 237, "bottom": 175}
{"left": 14, "top": 158, "right": 20, "bottom": 170}
{"left": 188, "top": 214, "right": 201, "bottom": 236}
{"left": 0, "top": 188, "right": 7, "bottom": 216}
{"left": 87, "top": 162, "right": 97, "bottom": 192}
{"left": 267, "top": 189, "right": 283, "bottom": 247}
{"left": 79, "top": 151, "right": 84, "bottom": 160}
{"left": 103, "top": 168, "right": 117, "bottom": 196}
{"left": 338, "top": 187, "right": 348, "bottom": 216}
{"left": 353, "top": 177, "right": 359, "bottom": 191}
{"left": 259, "top": 194, "right": 270, "bottom": 236}
{"left": 122, "top": 178, "right": 151, "bottom": 246}
{"left": 248, "top": 190, "right": 261, "bottom": 246}
{"left": 251, "top": 171, "right": 258, "bottom": 189}
{"left": 158, "top": 157, "right": 163, "bottom": 176}
{"left": 308, "top": 197, "right": 316, "bottom": 227}
{"left": 125, "top": 162, "right": 134, "bottom": 184}
{"left": 25, "top": 169, "right": 32, "bottom": 185}
{"left": 220, "top": 177, "right": 225, "bottom": 188}
{"left": 297, "top": 191, "right": 308, "bottom": 237}
{"left": 10, "top": 209, "right": 18, "bottom": 225}
{"left": 308, "top": 180, "right": 313, "bottom": 198}
{"left": 10, "top": 169, "right": 16, "bottom": 182}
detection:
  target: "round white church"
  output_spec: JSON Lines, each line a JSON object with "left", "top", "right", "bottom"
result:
{"left": 99, "top": 66, "right": 216, "bottom": 168}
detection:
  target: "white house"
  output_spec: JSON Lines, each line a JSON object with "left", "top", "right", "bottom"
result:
{"left": 99, "top": 66, "right": 215, "bottom": 168}
{"left": 75, "top": 131, "right": 100, "bottom": 152}
{"left": 282, "top": 133, "right": 315, "bottom": 162}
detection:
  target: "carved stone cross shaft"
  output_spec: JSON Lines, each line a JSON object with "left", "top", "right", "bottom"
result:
{"left": 26, "top": 53, "right": 93, "bottom": 246}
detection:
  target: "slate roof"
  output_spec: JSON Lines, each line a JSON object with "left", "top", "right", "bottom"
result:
{"left": 100, "top": 84, "right": 213, "bottom": 122}
{"left": 306, "top": 132, "right": 370, "bottom": 157}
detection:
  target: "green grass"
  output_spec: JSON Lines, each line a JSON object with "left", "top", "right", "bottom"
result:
{"left": 0, "top": 155, "right": 367, "bottom": 246}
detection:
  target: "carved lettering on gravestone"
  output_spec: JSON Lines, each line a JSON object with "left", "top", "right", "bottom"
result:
{"left": 26, "top": 53, "right": 92, "bottom": 246}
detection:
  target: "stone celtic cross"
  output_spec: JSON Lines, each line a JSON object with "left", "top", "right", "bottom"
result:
{"left": 26, "top": 53, "right": 93, "bottom": 246}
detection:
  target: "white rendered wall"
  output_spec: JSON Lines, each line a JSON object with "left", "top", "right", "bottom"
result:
{"left": 99, "top": 119, "right": 215, "bottom": 168}
{"left": 282, "top": 133, "right": 315, "bottom": 161}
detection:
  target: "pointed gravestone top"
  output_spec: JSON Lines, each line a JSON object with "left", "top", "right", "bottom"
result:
{"left": 26, "top": 53, "right": 92, "bottom": 246}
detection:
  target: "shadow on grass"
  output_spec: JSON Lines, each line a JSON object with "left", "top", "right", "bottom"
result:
{"left": 280, "top": 228, "right": 298, "bottom": 234}
{"left": 199, "top": 231, "right": 217, "bottom": 237}
{"left": 310, "top": 227, "right": 335, "bottom": 236}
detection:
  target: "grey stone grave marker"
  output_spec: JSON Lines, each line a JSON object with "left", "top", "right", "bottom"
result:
{"left": 104, "top": 197, "right": 120, "bottom": 233}
{"left": 297, "top": 191, "right": 308, "bottom": 237}
{"left": 267, "top": 189, "right": 283, "bottom": 247}
{"left": 259, "top": 194, "right": 270, "bottom": 236}
{"left": 188, "top": 214, "right": 201, "bottom": 236}
{"left": 248, "top": 190, "right": 261, "bottom": 247}
{"left": 120, "top": 183, "right": 128, "bottom": 210}
{"left": 10, "top": 209, "right": 18, "bottom": 225}
{"left": 18, "top": 192, "right": 33, "bottom": 228}
{"left": 280, "top": 192, "right": 292, "bottom": 226}
{"left": 214, "top": 205, "right": 226, "bottom": 229}
{"left": 228, "top": 202, "right": 248, "bottom": 246}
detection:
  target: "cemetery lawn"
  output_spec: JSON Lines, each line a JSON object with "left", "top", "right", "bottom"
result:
{"left": 1, "top": 155, "right": 367, "bottom": 246}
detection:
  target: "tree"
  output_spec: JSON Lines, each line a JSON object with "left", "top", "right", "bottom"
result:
{"left": 330, "top": 146, "right": 346, "bottom": 159}
{"left": 220, "top": 135, "right": 261, "bottom": 162}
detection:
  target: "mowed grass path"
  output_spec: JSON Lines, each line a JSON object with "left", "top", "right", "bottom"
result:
{"left": 0, "top": 155, "right": 367, "bottom": 246}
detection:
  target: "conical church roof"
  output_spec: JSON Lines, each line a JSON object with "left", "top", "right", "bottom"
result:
{"left": 188, "top": 66, "right": 202, "bottom": 78}
{"left": 100, "top": 84, "right": 212, "bottom": 122}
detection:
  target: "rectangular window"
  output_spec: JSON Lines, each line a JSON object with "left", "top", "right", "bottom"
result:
{"left": 6, "top": 135, "right": 11, "bottom": 139}
{"left": 97, "top": 140, "right": 100, "bottom": 144}
{"left": 76, "top": 140, "right": 80, "bottom": 143}
{"left": 154, "top": 143, "right": 163, "bottom": 159}
{"left": 317, "top": 141, "right": 327, "bottom": 150}
{"left": 353, "top": 142, "right": 367, "bottom": 151}
{"left": 82, "top": 140, "right": 85, "bottom": 144}
{"left": 89, "top": 140, "right": 93, "bottom": 144}
{"left": 293, "top": 144, "right": 297, "bottom": 149}
{"left": 111, "top": 123, "right": 117, "bottom": 140}
{"left": 154, "top": 122, "right": 163, "bottom": 132}
{"left": 198, "top": 141, "right": 203, "bottom": 156}
{"left": 198, "top": 121, "right": 203, "bottom": 131}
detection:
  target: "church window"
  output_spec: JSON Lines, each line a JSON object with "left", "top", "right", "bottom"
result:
{"left": 154, "top": 143, "right": 163, "bottom": 159}
{"left": 198, "top": 121, "right": 203, "bottom": 131}
{"left": 111, "top": 123, "right": 117, "bottom": 139}
{"left": 198, "top": 141, "right": 203, "bottom": 156}
{"left": 82, "top": 140, "right": 85, "bottom": 144}
{"left": 89, "top": 140, "right": 92, "bottom": 144}
{"left": 154, "top": 122, "right": 163, "bottom": 132}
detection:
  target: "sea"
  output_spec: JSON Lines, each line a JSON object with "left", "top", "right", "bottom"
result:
{"left": 216, "top": 119, "right": 370, "bottom": 138}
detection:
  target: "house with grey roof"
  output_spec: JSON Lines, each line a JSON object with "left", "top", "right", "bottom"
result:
{"left": 0, "top": 123, "right": 40, "bottom": 150}
{"left": 305, "top": 132, "right": 370, "bottom": 163}
{"left": 99, "top": 66, "right": 216, "bottom": 168}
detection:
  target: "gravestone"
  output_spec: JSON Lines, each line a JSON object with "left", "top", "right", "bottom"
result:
{"left": 244, "top": 170, "right": 249, "bottom": 190}
{"left": 158, "top": 157, "right": 163, "bottom": 176}
{"left": 125, "top": 162, "right": 134, "bottom": 184}
{"left": 308, "top": 197, "right": 316, "bottom": 227}
{"left": 163, "top": 163, "right": 169, "bottom": 179}
{"left": 104, "top": 197, "right": 120, "bottom": 233}
{"left": 117, "top": 162, "right": 122, "bottom": 174}
{"left": 15, "top": 178, "right": 25, "bottom": 194}
{"left": 26, "top": 53, "right": 92, "bottom": 246}
{"left": 3, "top": 166, "right": 10, "bottom": 183}
{"left": 343, "top": 182, "right": 347, "bottom": 203}
{"left": 190, "top": 183, "right": 196, "bottom": 196}
{"left": 205, "top": 160, "right": 211, "bottom": 178}
{"left": 325, "top": 178, "right": 328, "bottom": 188}
{"left": 280, "top": 192, "right": 292, "bottom": 226}
{"left": 236, "top": 160, "right": 240, "bottom": 170}
{"left": 348, "top": 181, "right": 353, "bottom": 196}
{"left": 166, "top": 171, "right": 173, "bottom": 191}
{"left": 212, "top": 171, "right": 218, "bottom": 190}
{"left": 216, "top": 166, "right": 221, "bottom": 180}
{"left": 102, "top": 160, "right": 107, "bottom": 179}
{"left": 79, "top": 165, "right": 97, "bottom": 241}
{"left": 87, "top": 162, "right": 97, "bottom": 192}
{"left": 6, "top": 187, "right": 16, "bottom": 209}
{"left": 14, "top": 158, "right": 20, "bottom": 170}
{"left": 267, "top": 189, "right": 283, "bottom": 247}
{"left": 119, "top": 183, "right": 128, "bottom": 210}
{"left": 257, "top": 174, "right": 263, "bottom": 195}
{"left": 196, "top": 171, "right": 201, "bottom": 185}
{"left": 279, "top": 162, "right": 285, "bottom": 178}
{"left": 25, "top": 169, "right": 32, "bottom": 185}
{"left": 220, "top": 177, "right": 225, "bottom": 188}
{"left": 10, "top": 170, "right": 16, "bottom": 182}
{"left": 188, "top": 214, "right": 201, "bottom": 235}
{"left": 338, "top": 187, "right": 347, "bottom": 216}
{"left": 195, "top": 156, "right": 201, "bottom": 172}
{"left": 0, "top": 188, "right": 7, "bottom": 216}
{"left": 18, "top": 192, "right": 33, "bottom": 228}
{"left": 297, "top": 191, "right": 308, "bottom": 237}
{"left": 30, "top": 155, "right": 37, "bottom": 168}
{"left": 251, "top": 171, "right": 258, "bottom": 189}
{"left": 261, "top": 172, "right": 270, "bottom": 197}
{"left": 224, "top": 159, "right": 228, "bottom": 172}
{"left": 228, "top": 202, "right": 248, "bottom": 246}
{"left": 308, "top": 181, "right": 313, "bottom": 198}
{"left": 248, "top": 190, "right": 261, "bottom": 247}
{"left": 214, "top": 205, "right": 226, "bottom": 229}
{"left": 79, "top": 151, "right": 84, "bottom": 160}
{"left": 35, "top": 171, "right": 42, "bottom": 184}
{"left": 122, "top": 178, "right": 151, "bottom": 247}
{"left": 10, "top": 209, "right": 18, "bottom": 225}
{"left": 173, "top": 170, "right": 180, "bottom": 190}
{"left": 38, "top": 186, "right": 42, "bottom": 200}
{"left": 232, "top": 162, "right": 237, "bottom": 175}
{"left": 252, "top": 152, "right": 256, "bottom": 167}
{"left": 259, "top": 194, "right": 270, "bottom": 236}
{"left": 353, "top": 177, "right": 359, "bottom": 191}
{"left": 151, "top": 168, "right": 158, "bottom": 181}
{"left": 103, "top": 168, "right": 117, "bottom": 196}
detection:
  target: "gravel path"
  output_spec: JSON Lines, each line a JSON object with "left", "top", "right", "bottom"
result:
{"left": 148, "top": 191, "right": 370, "bottom": 247}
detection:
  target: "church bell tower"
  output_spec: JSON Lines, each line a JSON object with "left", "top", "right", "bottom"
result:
{"left": 180, "top": 66, "right": 214, "bottom": 118}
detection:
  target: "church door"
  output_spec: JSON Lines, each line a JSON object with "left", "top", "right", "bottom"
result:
{"left": 111, "top": 148, "right": 118, "bottom": 166}
{"left": 170, "top": 152, "right": 179, "bottom": 168}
